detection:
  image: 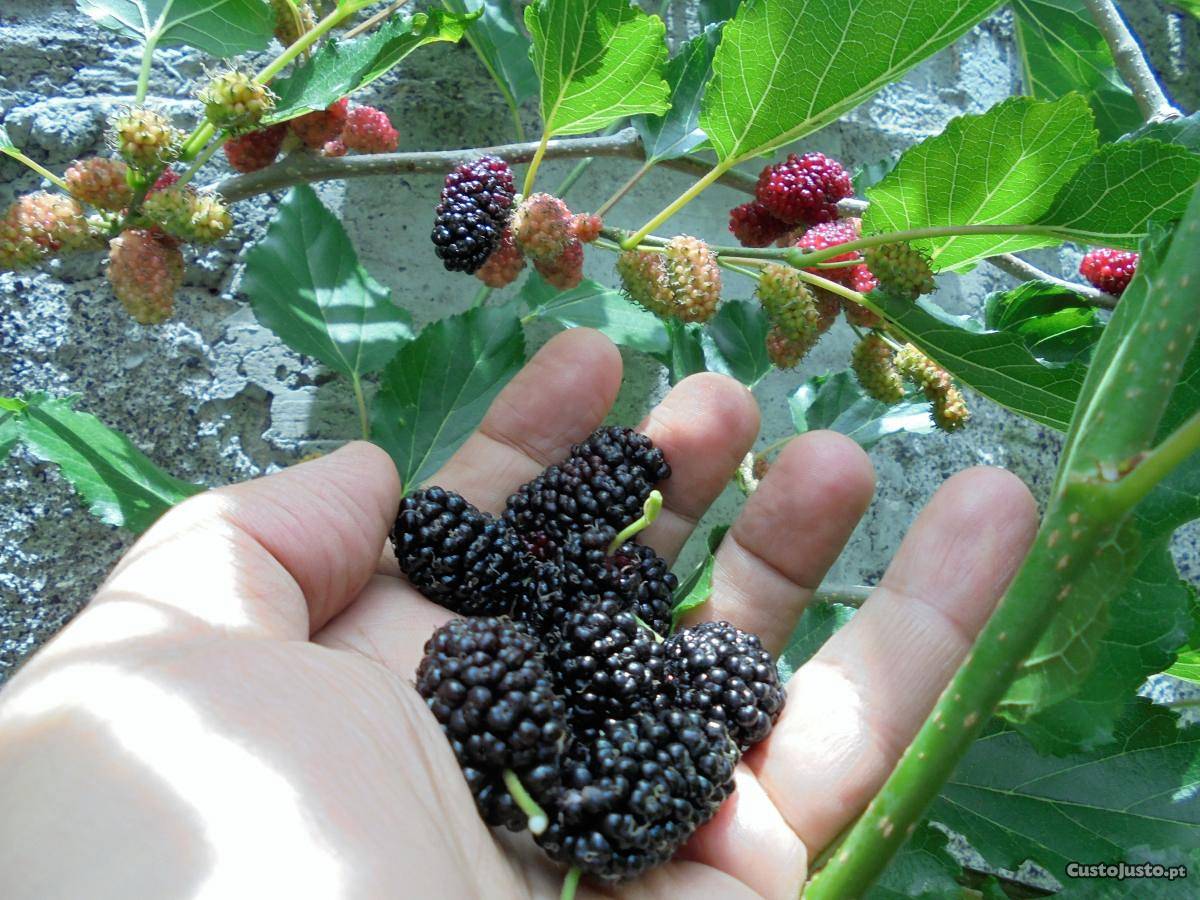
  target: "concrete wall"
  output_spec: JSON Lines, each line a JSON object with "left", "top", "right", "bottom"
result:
{"left": 2, "top": 0, "right": 1197, "bottom": 678}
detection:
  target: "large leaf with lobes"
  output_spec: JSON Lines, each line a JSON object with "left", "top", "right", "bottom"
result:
{"left": 269, "top": 11, "right": 478, "bottom": 122}
{"left": 699, "top": 0, "right": 1004, "bottom": 167}
{"left": 525, "top": 0, "right": 670, "bottom": 137}
{"left": 4, "top": 393, "right": 203, "bottom": 533}
{"left": 1011, "top": 0, "right": 1141, "bottom": 143}
{"left": 76, "top": 0, "right": 275, "bottom": 56}
{"left": 864, "top": 95, "right": 1097, "bottom": 271}
{"left": 243, "top": 186, "right": 413, "bottom": 379}
{"left": 372, "top": 307, "right": 525, "bottom": 488}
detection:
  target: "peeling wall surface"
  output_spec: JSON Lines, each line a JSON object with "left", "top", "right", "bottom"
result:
{"left": 1, "top": 0, "right": 1198, "bottom": 680}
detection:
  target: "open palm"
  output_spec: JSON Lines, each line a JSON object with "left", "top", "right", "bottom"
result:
{"left": 0, "top": 329, "right": 1036, "bottom": 899}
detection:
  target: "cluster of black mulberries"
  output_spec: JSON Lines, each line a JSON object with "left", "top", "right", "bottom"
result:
{"left": 396, "top": 427, "right": 786, "bottom": 884}
{"left": 430, "top": 155, "right": 516, "bottom": 273}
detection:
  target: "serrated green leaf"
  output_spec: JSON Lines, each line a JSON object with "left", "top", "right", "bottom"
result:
{"left": 526, "top": 0, "right": 670, "bottom": 137}
{"left": 983, "top": 280, "right": 1102, "bottom": 364}
{"left": 871, "top": 293, "right": 1087, "bottom": 431}
{"left": 1038, "top": 139, "right": 1200, "bottom": 248}
{"left": 699, "top": 0, "right": 1002, "bottom": 167}
{"left": 931, "top": 702, "right": 1200, "bottom": 892}
{"left": 442, "top": 0, "right": 538, "bottom": 111}
{"left": 867, "top": 822, "right": 963, "bottom": 900}
{"left": 864, "top": 95, "right": 1097, "bottom": 271}
{"left": 1012, "top": 0, "right": 1141, "bottom": 143}
{"left": 76, "top": 0, "right": 275, "bottom": 57}
{"left": 777, "top": 601, "right": 856, "bottom": 682}
{"left": 1124, "top": 110, "right": 1200, "bottom": 152}
{"left": 243, "top": 185, "right": 413, "bottom": 380}
{"left": 789, "top": 371, "right": 935, "bottom": 449}
{"left": 671, "top": 525, "right": 729, "bottom": 630}
{"left": 9, "top": 393, "right": 203, "bottom": 532}
{"left": 634, "top": 25, "right": 722, "bottom": 164}
{"left": 371, "top": 307, "right": 525, "bottom": 488}
{"left": 699, "top": 300, "right": 770, "bottom": 387}
{"left": 269, "top": 11, "right": 477, "bottom": 122}
{"left": 521, "top": 274, "right": 670, "bottom": 358}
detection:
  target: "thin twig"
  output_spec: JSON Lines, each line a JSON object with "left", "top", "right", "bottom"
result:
{"left": 344, "top": 0, "right": 410, "bottom": 40}
{"left": 208, "top": 128, "right": 759, "bottom": 203}
{"left": 1082, "top": 0, "right": 1181, "bottom": 122}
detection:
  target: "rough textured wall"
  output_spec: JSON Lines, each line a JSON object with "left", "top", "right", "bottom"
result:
{"left": 1, "top": 0, "right": 1197, "bottom": 679}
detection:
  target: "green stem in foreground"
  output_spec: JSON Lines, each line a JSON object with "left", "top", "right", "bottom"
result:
{"left": 624, "top": 164, "right": 725, "bottom": 248}
{"left": 501, "top": 768, "right": 548, "bottom": 835}
{"left": 175, "top": 137, "right": 225, "bottom": 189}
{"left": 560, "top": 867, "right": 582, "bottom": 900}
{"left": 134, "top": 32, "right": 160, "bottom": 105}
{"left": 608, "top": 490, "right": 664, "bottom": 553}
{"left": 1104, "top": 409, "right": 1200, "bottom": 513}
{"left": 0, "top": 147, "right": 71, "bottom": 193}
{"left": 783, "top": 224, "right": 1067, "bottom": 268}
{"left": 522, "top": 131, "right": 552, "bottom": 196}
{"left": 351, "top": 375, "right": 370, "bottom": 441}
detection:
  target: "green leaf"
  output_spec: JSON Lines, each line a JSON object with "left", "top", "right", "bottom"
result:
{"left": 983, "top": 280, "right": 1102, "bottom": 364}
{"left": 76, "top": 0, "right": 275, "bottom": 57}
{"left": 670, "top": 525, "right": 729, "bottom": 630}
{"left": 1038, "top": 139, "right": 1200, "bottom": 249}
{"left": 871, "top": 293, "right": 1087, "bottom": 431}
{"left": 243, "top": 186, "right": 413, "bottom": 379}
{"left": 698, "top": 0, "right": 741, "bottom": 23}
{"left": 789, "top": 371, "right": 935, "bottom": 449}
{"left": 867, "top": 822, "right": 963, "bottom": 900}
{"left": 864, "top": 95, "right": 1098, "bottom": 271}
{"left": 1011, "top": 537, "right": 1195, "bottom": 752}
{"left": 269, "top": 10, "right": 477, "bottom": 122}
{"left": 372, "top": 307, "right": 525, "bottom": 488}
{"left": 0, "top": 410, "right": 20, "bottom": 459}
{"left": 526, "top": 0, "right": 670, "bottom": 137}
{"left": 777, "top": 602, "right": 856, "bottom": 682}
{"left": 634, "top": 25, "right": 722, "bottom": 164}
{"left": 442, "top": 0, "right": 538, "bottom": 110}
{"left": 660, "top": 319, "right": 707, "bottom": 385}
{"left": 1124, "top": 110, "right": 1200, "bottom": 152}
{"left": 699, "top": 0, "right": 1003, "bottom": 167}
{"left": 1012, "top": 0, "right": 1141, "bottom": 143}
{"left": 0, "top": 124, "right": 13, "bottom": 152}
{"left": 521, "top": 274, "right": 670, "bottom": 358}
{"left": 8, "top": 393, "right": 203, "bottom": 532}
{"left": 699, "top": 300, "right": 770, "bottom": 387}
{"left": 1169, "top": 0, "right": 1200, "bottom": 20}
{"left": 931, "top": 702, "right": 1200, "bottom": 891}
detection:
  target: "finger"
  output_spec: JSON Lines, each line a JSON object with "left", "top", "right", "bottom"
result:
{"left": 636, "top": 373, "right": 760, "bottom": 563}
{"left": 692, "top": 432, "right": 874, "bottom": 654}
{"left": 70, "top": 442, "right": 400, "bottom": 647}
{"left": 430, "top": 328, "right": 623, "bottom": 514}
{"left": 676, "top": 766, "right": 808, "bottom": 899}
{"left": 750, "top": 467, "right": 1038, "bottom": 853}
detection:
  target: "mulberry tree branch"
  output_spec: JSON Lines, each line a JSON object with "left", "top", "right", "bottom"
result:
{"left": 1082, "top": 0, "right": 1181, "bottom": 122}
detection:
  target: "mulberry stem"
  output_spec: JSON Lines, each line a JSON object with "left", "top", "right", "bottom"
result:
{"left": 559, "top": 867, "right": 582, "bottom": 900}
{"left": 0, "top": 146, "right": 71, "bottom": 193}
{"left": 1103, "top": 410, "right": 1200, "bottom": 514}
{"left": 501, "top": 769, "right": 548, "bottom": 835}
{"left": 522, "top": 131, "right": 552, "bottom": 196}
{"left": 608, "top": 490, "right": 664, "bottom": 553}
{"left": 625, "top": 164, "right": 724, "bottom": 248}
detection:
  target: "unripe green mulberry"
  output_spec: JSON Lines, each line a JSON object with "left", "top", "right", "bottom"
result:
{"left": 65, "top": 157, "right": 133, "bottom": 211}
{"left": 766, "top": 324, "right": 818, "bottom": 369}
{"left": 199, "top": 71, "right": 275, "bottom": 133}
{"left": 616, "top": 249, "right": 673, "bottom": 318}
{"left": 110, "top": 108, "right": 181, "bottom": 171}
{"left": 863, "top": 242, "right": 935, "bottom": 300}
{"left": 142, "top": 188, "right": 232, "bottom": 243}
{"left": 662, "top": 235, "right": 721, "bottom": 323}
{"left": 895, "top": 344, "right": 970, "bottom": 432}
{"left": 0, "top": 192, "right": 95, "bottom": 270}
{"left": 757, "top": 264, "right": 821, "bottom": 343}
{"left": 106, "top": 228, "right": 185, "bottom": 324}
{"left": 851, "top": 333, "right": 904, "bottom": 404}
{"left": 271, "top": 0, "right": 314, "bottom": 47}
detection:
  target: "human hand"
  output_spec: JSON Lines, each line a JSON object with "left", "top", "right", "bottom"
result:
{"left": 0, "top": 329, "right": 1037, "bottom": 899}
